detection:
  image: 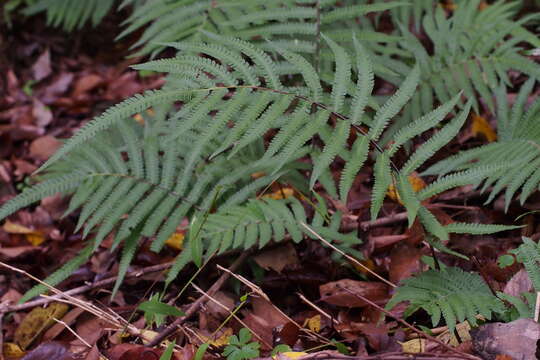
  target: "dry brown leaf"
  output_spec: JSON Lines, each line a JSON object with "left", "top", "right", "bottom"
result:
{"left": 253, "top": 243, "right": 299, "bottom": 273}
{"left": 29, "top": 136, "right": 61, "bottom": 161}
{"left": 32, "top": 50, "right": 52, "bottom": 82}
{"left": 73, "top": 74, "right": 103, "bottom": 97}
{"left": 320, "top": 279, "right": 388, "bottom": 308}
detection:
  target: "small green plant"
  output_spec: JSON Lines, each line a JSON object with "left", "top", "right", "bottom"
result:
{"left": 222, "top": 328, "right": 260, "bottom": 360}
{"left": 138, "top": 293, "right": 185, "bottom": 327}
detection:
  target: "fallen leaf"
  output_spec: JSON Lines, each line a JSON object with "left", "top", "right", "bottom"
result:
{"left": 21, "top": 342, "right": 74, "bottom": 360}
{"left": 303, "top": 315, "right": 321, "bottom": 333}
{"left": 275, "top": 352, "right": 308, "bottom": 360}
{"left": 471, "top": 113, "right": 497, "bottom": 142}
{"left": 32, "top": 50, "right": 52, "bottom": 82}
{"left": 3, "top": 220, "right": 36, "bottom": 234}
{"left": 14, "top": 303, "right": 69, "bottom": 349}
{"left": 389, "top": 243, "right": 423, "bottom": 284}
{"left": 107, "top": 344, "right": 175, "bottom": 360}
{"left": 3, "top": 220, "right": 46, "bottom": 246}
{"left": 263, "top": 187, "right": 294, "bottom": 200}
{"left": 73, "top": 74, "right": 103, "bottom": 97}
{"left": 320, "top": 279, "right": 388, "bottom": 308}
{"left": 3, "top": 342, "right": 25, "bottom": 358}
{"left": 165, "top": 232, "right": 184, "bottom": 251}
{"left": 253, "top": 243, "right": 298, "bottom": 273}
{"left": 199, "top": 328, "right": 233, "bottom": 347}
{"left": 387, "top": 173, "right": 426, "bottom": 204}
{"left": 400, "top": 338, "right": 426, "bottom": 353}
{"left": 32, "top": 99, "right": 53, "bottom": 128}
{"left": 29, "top": 136, "right": 61, "bottom": 161}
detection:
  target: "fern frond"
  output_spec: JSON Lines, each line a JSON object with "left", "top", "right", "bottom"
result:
{"left": 387, "top": 267, "right": 505, "bottom": 333}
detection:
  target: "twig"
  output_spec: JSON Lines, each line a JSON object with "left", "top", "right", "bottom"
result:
{"left": 301, "top": 223, "right": 396, "bottom": 288}
{"left": 297, "top": 292, "right": 337, "bottom": 325}
{"left": 217, "top": 264, "right": 331, "bottom": 345}
{"left": 1, "top": 261, "right": 175, "bottom": 313}
{"left": 335, "top": 285, "right": 480, "bottom": 360}
{"left": 146, "top": 252, "right": 250, "bottom": 347}
{"left": 191, "top": 284, "right": 272, "bottom": 348}
{"left": 52, "top": 317, "right": 92, "bottom": 348}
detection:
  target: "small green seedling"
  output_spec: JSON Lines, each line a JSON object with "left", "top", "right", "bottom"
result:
{"left": 222, "top": 328, "right": 260, "bottom": 360}
{"left": 138, "top": 293, "right": 185, "bottom": 327}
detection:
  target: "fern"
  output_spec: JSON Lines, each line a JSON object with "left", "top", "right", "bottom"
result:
{"left": 382, "top": 0, "right": 540, "bottom": 140}
{"left": 117, "top": 0, "right": 407, "bottom": 58}
{"left": 0, "top": 34, "right": 514, "bottom": 299}
{"left": 387, "top": 267, "right": 505, "bottom": 333}
{"left": 424, "top": 80, "right": 540, "bottom": 210}
{"left": 22, "top": 0, "right": 116, "bottom": 31}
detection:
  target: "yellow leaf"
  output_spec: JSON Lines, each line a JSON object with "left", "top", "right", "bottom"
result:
{"left": 3, "top": 220, "right": 46, "bottom": 246}
{"left": 274, "top": 352, "right": 308, "bottom": 360}
{"left": 3, "top": 342, "right": 25, "bottom": 358}
{"left": 471, "top": 113, "right": 497, "bottom": 142}
{"left": 165, "top": 232, "right": 184, "bottom": 251}
{"left": 3, "top": 221, "right": 35, "bottom": 234}
{"left": 199, "top": 328, "right": 233, "bottom": 347}
{"left": 25, "top": 233, "right": 46, "bottom": 246}
{"left": 400, "top": 338, "right": 426, "bottom": 353}
{"left": 263, "top": 187, "right": 294, "bottom": 200}
{"left": 387, "top": 173, "right": 426, "bottom": 204}
{"left": 14, "top": 302, "right": 69, "bottom": 349}
{"left": 303, "top": 314, "right": 321, "bottom": 333}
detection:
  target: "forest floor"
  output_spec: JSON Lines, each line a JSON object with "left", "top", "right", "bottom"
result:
{"left": 1, "top": 10, "right": 539, "bottom": 360}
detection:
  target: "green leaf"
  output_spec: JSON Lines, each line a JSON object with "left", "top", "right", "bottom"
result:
{"left": 138, "top": 300, "right": 185, "bottom": 317}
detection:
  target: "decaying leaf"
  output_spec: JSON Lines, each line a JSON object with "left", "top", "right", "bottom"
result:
{"left": 262, "top": 187, "right": 295, "bottom": 200}
{"left": 253, "top": 243, "right": 299, "bottom": 273}
{"left": 320, "top": 279, "right": 389, "bottom": 308}
{"left": 386, "top": 173, "right": 426, "bottom": 204}
{"left": 3, "top": 342, "right": 25, "bottom": 358}
{"left": 471, "top": 113, "right": 497, "bottom": 142}
{"left": 3, "top": 220, "right": 46, "bottom": 246}
{"left": 14, "top": 303, "right": 69, "bottom": 349}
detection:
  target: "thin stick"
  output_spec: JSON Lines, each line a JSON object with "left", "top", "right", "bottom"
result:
{"left": 146, "top": 252, "right": 250, "bottom": 347}
{"left": 2, "top": 261, "right": 175, "bottom": 313}
{"left": 217, "top": 264, "right": 330, "bottom": 344}
{"left": 52, "top": 317, "right": 92, "bottom": 348}
{"left": 301, "top": 223, "right": 396, "bottom": 288}
{"left": 191, "top": 284, "right": 271, "bottom": 348}
{"left": 297, "top": 293, "right": 337, "bottom": 325}
{"left": 335, "top": 285, "right": 480, "bottom": 360}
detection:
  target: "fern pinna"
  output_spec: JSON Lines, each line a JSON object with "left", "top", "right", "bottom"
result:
{"left": 0, "top": 33, "right": 515, "bottom": 300}
{"left": 425, "top": 79, "right": 540, "bottom": 210}
{"left": 379, "top": 0, "right": 540, "bottom": 143}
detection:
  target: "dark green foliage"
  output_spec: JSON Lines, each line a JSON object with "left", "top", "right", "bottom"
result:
{"left": 22, "top": 0, "right": 116, "bottom": 31}
{"left": 386, "top": 267, "right": 506, "bottom": 332}
{"left": 425, "top": 79, "right": 540, "bottom": 210}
